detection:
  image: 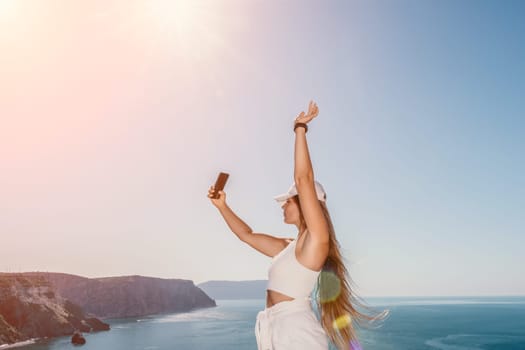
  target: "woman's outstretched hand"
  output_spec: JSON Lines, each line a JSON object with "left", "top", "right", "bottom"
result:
{"left": 295, "top": 100, "right": 319, "bottom": 125}
{"left": 208, "top": 185, "right": 226, "bottom": 208}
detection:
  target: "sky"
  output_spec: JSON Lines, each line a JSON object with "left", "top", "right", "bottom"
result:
{"left": 1, "top": 0, "right": 524, "bottom": 297}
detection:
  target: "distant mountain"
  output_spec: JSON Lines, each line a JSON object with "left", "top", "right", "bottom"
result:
{"left": 0, "top": 273, "right": 109, "bottom": 346}
{"left": 40, "top": 272, "right": 217, "bottom": 318}
{"left": 198, "top": 280, "right": 267, "bottom": 299}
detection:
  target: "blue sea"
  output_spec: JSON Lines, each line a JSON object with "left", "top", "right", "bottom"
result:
{"left": 10, "top": 297, "right": 525, "bottom": 350}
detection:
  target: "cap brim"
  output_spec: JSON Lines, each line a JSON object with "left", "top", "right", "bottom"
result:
{"left": 274, "top": 193, "right": 292, "bottom": 206}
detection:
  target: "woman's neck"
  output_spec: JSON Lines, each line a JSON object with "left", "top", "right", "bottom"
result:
{"left": 296, "top": 224, "right": 307, "bottom": 238}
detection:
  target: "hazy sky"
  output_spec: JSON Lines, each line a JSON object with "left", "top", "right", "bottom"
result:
{"left": 1, "top": 0, "right": 524, "bottom": 296}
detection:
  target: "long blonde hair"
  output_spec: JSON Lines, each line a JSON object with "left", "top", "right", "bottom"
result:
{"left": 292, "top": 195, "right": 388, "bottom": 349}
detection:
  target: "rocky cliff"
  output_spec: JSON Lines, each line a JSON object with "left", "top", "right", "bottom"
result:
{"left": 0, "top": 272, "right": 215, "bottom": 346}
{"left": 39, "top": 272, "right": 216, "bottom": 318}
{"left": 0, "top": 273, "right": 109, "bottom": 346}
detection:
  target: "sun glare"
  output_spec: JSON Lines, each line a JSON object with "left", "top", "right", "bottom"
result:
{"left": 117, "top": 0, "right": 226, "bottom": 62}
{"left": 147, "top": 0, "right": 200, "bottom": 36}
{"left": 0, "top": 0, "right": 16, "bottom": 20}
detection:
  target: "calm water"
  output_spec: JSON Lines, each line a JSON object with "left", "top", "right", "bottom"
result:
{"left": 11, "top": 297, "right": 525, "bottom": 350}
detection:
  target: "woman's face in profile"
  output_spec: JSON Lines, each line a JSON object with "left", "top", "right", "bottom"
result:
{"left": 282, "top": 197, "right": 300, "bottom": 224}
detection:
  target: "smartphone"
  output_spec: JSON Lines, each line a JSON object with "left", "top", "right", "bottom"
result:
{"left": 211, "top": 172, "right": 229, "bottom": 199}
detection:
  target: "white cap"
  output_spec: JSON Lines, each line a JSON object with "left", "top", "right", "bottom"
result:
{"left": 274, "top": 181, "right": 327, "bottom": 207}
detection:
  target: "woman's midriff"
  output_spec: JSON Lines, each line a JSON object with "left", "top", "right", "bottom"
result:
{"left": 266, "top": 289, "right": 294, "bottom": 308}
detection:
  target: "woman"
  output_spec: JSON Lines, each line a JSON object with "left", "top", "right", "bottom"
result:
{"left": 208, "top": 101, "right": 380, "bottom": 349}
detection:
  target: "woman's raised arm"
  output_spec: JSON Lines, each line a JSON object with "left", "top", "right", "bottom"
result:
{"left": 293, "top": 101, "right": 330, "bottom": 245}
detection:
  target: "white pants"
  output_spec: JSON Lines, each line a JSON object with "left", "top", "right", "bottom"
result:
{"left": 255, "top": 298, "right": 329, "bottom": 350}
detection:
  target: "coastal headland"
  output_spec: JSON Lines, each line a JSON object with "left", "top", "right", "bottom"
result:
{"left": 0, "top": 272, "right": 216, "bottom": 346}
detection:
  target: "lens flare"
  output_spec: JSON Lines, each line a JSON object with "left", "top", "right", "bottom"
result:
{"left": 319, "top": 270, "right": 341, "bottom": 303}
{"left": 332, "top": 313, "right": 351, "bottom": 330}
{"left": 350, "top": 339, "right": 363, "bottom": 350}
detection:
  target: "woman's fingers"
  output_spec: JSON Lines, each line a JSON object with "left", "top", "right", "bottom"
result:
{"left": 309, "top": 101, "right": 318, "bottom": 115}
{"left": 308, "top": 102, "right": 318, "bottom": 120}
{"left": 295, "top": 101, "right": 318, "bottom": 124}
{"left": 207, "top": 185, "right": 226, "bottom": 200}
{"left": 308, "top": 100, "right": 314, "bottom": 114}
{"left": 207, "top": 185, "right": 216, "bottom": 198}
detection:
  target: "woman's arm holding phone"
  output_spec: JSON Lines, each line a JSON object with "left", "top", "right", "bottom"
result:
{"left": 208, "top": 187, "right": 288, "bottom": 257}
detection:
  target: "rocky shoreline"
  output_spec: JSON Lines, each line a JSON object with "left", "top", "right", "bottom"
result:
{"left": 0, "top": 272, "right": 216, "bottom": 346}
{"left": 0, "top": 338, "right": 38, "bottom": 349}
{"left": 0, "top": 273, "right": 110, "bottom": 345}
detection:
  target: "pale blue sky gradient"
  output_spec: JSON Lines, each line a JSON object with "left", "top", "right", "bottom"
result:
{"left": 1, "top": 0, "right": 524, "bottom": 296}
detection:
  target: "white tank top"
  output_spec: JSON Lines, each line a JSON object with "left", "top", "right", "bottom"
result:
{"left": 267, "top": 239, "right": 321, "bottom": 298}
